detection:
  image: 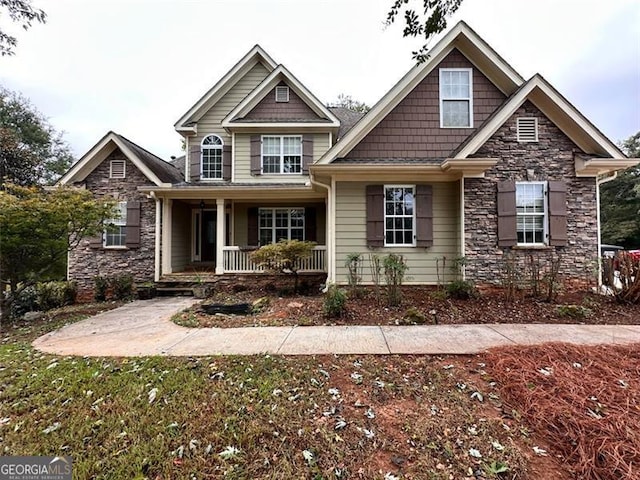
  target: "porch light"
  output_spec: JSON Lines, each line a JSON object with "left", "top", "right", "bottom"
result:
{"left": 199, "top": 200, "right": 205, "bottom": 210}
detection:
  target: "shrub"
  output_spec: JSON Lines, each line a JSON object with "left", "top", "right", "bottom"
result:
{"left": 345, "top": 253, "right": 364, "bottom": 298}
{"left": 401, "top": 307, "right": 427, "bottom": 325}
{"left": 37, "top": 281, "right": 77, "bottom": 310}
{"left": 445, "top": 280, "right": 478, "bottom": 300}
{"left": 323, "top": 284, "right": 347, "bottom": 318}
{"left": 602, "top": 253, "right": 640, "bottom": 304}
{"left": 250, "top": 240, "right": 316, "bottom": 294}
{"left": 94, "top": 276, "right": 109, "bottom": 302}
{"left": 9, "top": 285, "right": 39, "bottom": 318}
{"left": 110, "top": 274, "right": 134, "bottom": 301}
{"left": 383, "top": 254, "right": 408, "bottom": 307}
{"left": 556, "top": 304, "right": 592, "bottom": 320}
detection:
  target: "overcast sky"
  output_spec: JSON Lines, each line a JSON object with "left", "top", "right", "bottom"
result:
{"left": 1, "top": 0, "right": 639, "bottom": 160}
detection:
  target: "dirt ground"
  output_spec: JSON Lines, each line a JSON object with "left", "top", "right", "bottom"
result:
{"left": 174, "top": 285, "right": 640, "bottom": 329}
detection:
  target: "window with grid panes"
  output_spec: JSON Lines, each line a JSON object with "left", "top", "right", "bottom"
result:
{"left": 516, "top": 182, "right": 547, "bottom": 244}
{"left": 105, "top": 202, "right": 127, "bottom": 247}
{"left": 258, "top": 208, "right": 305, "bottom": 245}
{"left": 201, "top": 134, "right": 223, "bottom": 179}
{"left": 384, "top": 186, "right": 415, "bottom": 246}
{"left": 440, "top": 68, "right": 472, "bottom": 127}
{"left": 261, "top": 136, "right": 302, "bottom": 174}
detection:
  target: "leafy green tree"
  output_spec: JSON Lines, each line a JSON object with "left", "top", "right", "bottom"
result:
{"left": 0, "top": 185, "right": 117, "bottom": 322}
{"left": 330, "top": 94, "right": 370, "bottom": 113}
{"left": 0, "top": 0, "right": 46, "bottom": 56}
{"left": 386, "top": 0, "right": 464, "bottom": 63}
{"left": 0, "top": 86, "right": 73, "bottom": 186}
{"left": 600, "top": 132, "right": 640, "bottom": 248}
{"left": 250, "top": 240, "right": 317, "bottom": 294}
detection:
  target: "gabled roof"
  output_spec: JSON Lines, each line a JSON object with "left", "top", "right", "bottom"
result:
{"left": 57, "top": 132, "right": 182, "bottom": 187}
{"left": 174, "top": 45, "right": 278, "bottom": 132}
{"left": 221, "top": 64, "right": 340, "bottom": 128}
{"left": 317, "top": 20, "right": 525, "bottom": 164}
{"left": 329, "top": 107, "right": 366, "bottom": 140}
{"left": 454, "top": 74, "right": 626, "bottom": 159}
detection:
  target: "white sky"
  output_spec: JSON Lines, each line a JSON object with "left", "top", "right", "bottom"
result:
{"left": 1, "top": 0, "right": 639, "bottom": 160}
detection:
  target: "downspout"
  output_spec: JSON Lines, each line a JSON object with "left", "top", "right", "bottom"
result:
{"left": 596, "top": 171, "right": 618, "bottom": 287}
{"left": 310, "top": 172, "right": 333, "bottom": 285}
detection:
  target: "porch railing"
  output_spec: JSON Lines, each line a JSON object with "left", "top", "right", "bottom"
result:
{"left": 222, "top": 245, "right": 327, "bottom": 274}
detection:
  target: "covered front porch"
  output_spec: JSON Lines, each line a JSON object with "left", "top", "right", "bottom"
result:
{"left": 151, "top": 185, "right": 328, "bottom": 279}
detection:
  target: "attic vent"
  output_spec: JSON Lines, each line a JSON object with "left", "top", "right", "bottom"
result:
{"left": 517, "top": 117, "right": 538, "bottom": 142}
{"left": 110, "top": 159, "right": 126, "bottom": 178}
{"left": 275, "top": 86, "right": 289, "bottom": 103}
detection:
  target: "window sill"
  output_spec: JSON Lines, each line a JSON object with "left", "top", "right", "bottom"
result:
{"left": 103, "top": 246, "right": 128, "bottom": 250}
{"left": 383, "top": 244, "right": 417, "bottom": 248}
{"left": 512, "top": 244, "right": 551, "bottom": 250}
{"left": 199, "top": 178, "right": 225, "bottom": 182}
{"left": 440, "top": 125, "right": 473, "bottom": 129}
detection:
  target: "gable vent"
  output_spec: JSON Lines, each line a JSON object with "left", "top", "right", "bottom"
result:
{"left": 110, "top": 159, "right": 126, "bottom": 178}
{"left": 517, "top": 117, "right": 538, "bottom": 142}
{"left": 275, "top": 85, "right": 289, "bottom": 103}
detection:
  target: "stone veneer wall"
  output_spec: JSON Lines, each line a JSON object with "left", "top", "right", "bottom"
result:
{"left": 68, "top": 149, "right": 156, "bottom": 296}
{"left": 465, "top": 101, "right": 598, "bottom": 285}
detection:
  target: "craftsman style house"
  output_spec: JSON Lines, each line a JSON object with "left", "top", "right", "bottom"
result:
{"left": 58, "top": 22, "right": 637, "bottom": 292}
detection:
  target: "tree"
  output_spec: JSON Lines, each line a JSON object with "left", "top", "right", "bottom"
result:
{"left": 250, "top": 240, "right": 317, "bottom": 294}
{"left": 329, "top": 94, "right": 370, "bottom": 113}
{"left": 0, "top": 85, "right": 73, "bottom": 186}
{"left": 386, "top": 0, "right": 464, "bottom": 63}
{"left": 0, "top": 0, "right": 46, "bottom": 56}
{"left": 600, "top": 132, "right": 640, "bottom": 249}
{"left": 0, "top": 184, "right": 117, "bottom": 321}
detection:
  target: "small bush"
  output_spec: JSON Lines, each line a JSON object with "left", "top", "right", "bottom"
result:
{"left": 345, "top": 253, "right": 364, "bottom": 298}
{"left": 556, "top": 304, "right": 592, "bottom": 319}
{"left": 401, "top": 307, "right": 427, "bottom": 325}
{"left": 250, "top": 240, "right": 316, "bottom": 294}
{"left": 37, "top": 281, "right": 77, "bottom": 310}
{"left": 94, "top": 276, "right": 109, "bottom": 302}
{"left": 110, "top": 274, "right": 134, "bottom": 301}
{"left": 10, "top": 285, "right": 39, "bottom": 318}
{"left": 323, "top": 284, "right": 347, "bottom": 318}
{"left": 445, "top": 280, "right": 478, "bottom": 300}
{"left": 383, "top": 254, "right": 408, "bottom": 307}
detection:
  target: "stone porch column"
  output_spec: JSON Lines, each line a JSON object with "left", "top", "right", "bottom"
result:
{"left": 161, "top": 198, "right": 172, "bottom": 275}
{"left": 215, "top": 198, "right": 225, "bottom": 275}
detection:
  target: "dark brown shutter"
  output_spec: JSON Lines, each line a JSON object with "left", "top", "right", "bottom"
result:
{"left": 497, "top": 180, "right": 517, "bottom": 247}
{"left": 247, "top": 207, "right": 259, "bottom": 246}
{"left": 89, "top": 234, "right": 103, "bottom": 249}
{"left": 125, "top": 201, "right": 141, "bottom": 249}
{"left": 189, "top": 144, "right": 201, "bottom": 182}
{"left": 250, "top": 135, "right": 261, "bottom": 175}
{"left": 305, "top": 206, "right": 317, "bottom": 242}
{"left": 302, "top": 134, "right": 313, "bottom": 174}
{"left": 366, "top": 185, "right": 384, "bottom": 248}
{"left": 548, "top": 181, "right": 567, "bottom": 246}
{"left": 415, "top": 184, "right": 433, "bottom": 247}
{"left": 222, "top": 144, "right": 232, "bottom": 180}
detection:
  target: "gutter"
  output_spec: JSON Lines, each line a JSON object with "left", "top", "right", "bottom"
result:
{"left": 595, "top": 171, "right": 618, "bottom": 287}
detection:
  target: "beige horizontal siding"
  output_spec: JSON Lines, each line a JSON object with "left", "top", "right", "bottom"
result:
{"left": 234, "top": 133, "right": 330, "bottom": 183}
{"left": 334, "top": 181, "right": 461, "bottom": 284}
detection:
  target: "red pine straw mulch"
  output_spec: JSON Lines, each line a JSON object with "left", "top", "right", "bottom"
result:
{"left": 484, "top": 343, "right": 640, "bottom": 480}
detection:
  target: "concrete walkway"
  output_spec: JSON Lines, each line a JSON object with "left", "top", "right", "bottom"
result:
{"left": 32, "top": 297, "right": 640, "bottom": 357}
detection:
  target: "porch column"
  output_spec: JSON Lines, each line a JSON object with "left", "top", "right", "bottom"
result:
{"left": 162, "top": 198, "right": 173, "bottom": 275}
{"left": 215, "top": 198, "right": 225, "bottom": 274}
{"left": 154, "top": 196, "right": 161, "bottom": 281}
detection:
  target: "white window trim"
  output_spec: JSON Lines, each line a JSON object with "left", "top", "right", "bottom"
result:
{"left": 260, "top": 135, "right": 303, "bottom": 175}
{"left": 516, "top": 181, "right": 548, "bottom": 246}
{"left": 109, "top": 159, "right": 126, "bottom": 179}
{"left": 201, "top": 134, "right": 224, "bottom": 181}
{"left": 104, "top": 201, "right": 127, "bottom": 249}
{"left": 383, "top": 185, "right": 416, "bottom": 247}
{"left": 275, "top": 85, "right": 290, "bottom": 103}
{"left": 439, "top": 67, "right": 473, "bottom": 128}
{"left": 517, "top": 117, "right": 539, "bottom": 142}
{"left": 258, "top": 207, "right": 305, "bottom": 245}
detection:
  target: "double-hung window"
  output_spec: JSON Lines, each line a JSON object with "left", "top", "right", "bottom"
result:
{"left": 516, "top": 182, "right": 547, "bottom": 245}
{"left": 439, "top": 68, "right": 473, "bottom": 128}
{"left": 258, "top": 208, "right": 305, "bottom": 245}
{"left": 201, "top": 134, "right": 223, "bottom": 180}
{"left": 262, "top": 136, "right": 302, "bottom": 174}
{"left": 384, "top": 186, "right": 415, "bottom": 246}
{"left": 105, "top": 201, "right": 127, "bottom": 247}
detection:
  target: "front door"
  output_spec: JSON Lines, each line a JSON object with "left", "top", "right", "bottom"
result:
{"left": 201, "top": 210, "right": 216, "bottom": 262}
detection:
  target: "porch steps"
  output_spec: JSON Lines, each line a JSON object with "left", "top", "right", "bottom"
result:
{"left": 155, "top": 286, "right": 194, "bottom": 297}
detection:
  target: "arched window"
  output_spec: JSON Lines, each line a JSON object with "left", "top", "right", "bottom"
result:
{"left": 201, "top": 134, "right": 223, "bottom": 179}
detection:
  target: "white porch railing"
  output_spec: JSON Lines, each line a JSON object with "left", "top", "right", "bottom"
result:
{"left": 222, "top": 245, "right": 327, "bottom": 273}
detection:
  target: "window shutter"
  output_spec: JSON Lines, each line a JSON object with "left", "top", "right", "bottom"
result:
{"left": 125, "top": 201, "right": 141, "bottom": 249}
{"left": 366, "top": 185, "right": 384, "bottom": 248}
{"left": 302, "top": 135, "right": 314, "bottom": 174}
{"left": 305, "top": 206, "right": 317, "bottom": 242}
{"left": 222, "top": 145, "right": 232, "bottom": 180}
{"left": 247, "top": 207, "right": 259, "bottom": 246}
{"left": 189, "top": 145, "right": 201, "bottom": 182}
{"left": 548, "top": 181, "right": 568, "bottom": 246}
{"left": 89, "top": 234, "right": 103, "bottom": 249}
{"left": 497, "top": 180, "right": 517, "bottom": 247}
{"left": 415, "top": 184, "right": 433, "bottom": 247}
{"left": 250, "top": 135, "right": 261, "bottom": 175}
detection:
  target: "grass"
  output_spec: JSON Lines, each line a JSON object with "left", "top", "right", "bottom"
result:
{"left": 0, "top": 327, "right": 530, "bottom": 479}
